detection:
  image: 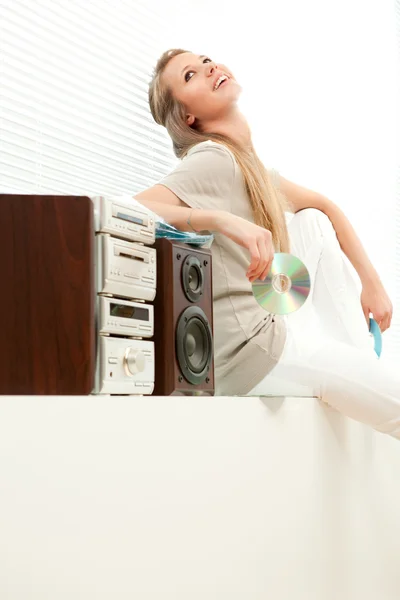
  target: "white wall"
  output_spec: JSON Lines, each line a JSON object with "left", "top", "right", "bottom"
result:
{"left": 155, "top": 0, "right": 400, "bottom": 358}
{"left": 0, "top": 395, "right": 399, "bottom": 600}
{"left": 1, "top": 5, "right": 399, "bottom": 596}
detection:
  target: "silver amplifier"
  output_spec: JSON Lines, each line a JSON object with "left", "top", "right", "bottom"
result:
{"left": 98, "top": 296, "right": 154, "bottom": 338}
{"left": 94, "top": 336, "right": 154, "bottom": 395}
{"left": 92, "top": 195, "right": 155, "bottom": 244}
{"left": 96, "top": 233, "right": 156, "bottom": 302}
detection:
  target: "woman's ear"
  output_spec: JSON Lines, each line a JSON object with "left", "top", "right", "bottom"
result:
{"left": 186, "top": 114, "right": 195, "bottom": 126}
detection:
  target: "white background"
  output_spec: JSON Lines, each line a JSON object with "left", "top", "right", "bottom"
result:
{"left": 155, "top": 0, "right": 400, "bottom": 357}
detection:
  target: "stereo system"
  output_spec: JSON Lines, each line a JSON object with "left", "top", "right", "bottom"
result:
{"left": 96, "top": 234, "right": 156, "bottom": 301}
{"left": 153, "top": 238, "right": 214, "bottom": 396}
{"left": 93, "top": 195, "right": 155, "bottom": 245}
{"left": 94, "top": 337, "right": 155, "bottom": 396}
{"left": 0, "top": 193, "right": 215, "bottom": 396}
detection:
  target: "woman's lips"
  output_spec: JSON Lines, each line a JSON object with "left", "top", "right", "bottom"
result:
{"left": 215, "top": 78, "right": 230, "bottom": 91}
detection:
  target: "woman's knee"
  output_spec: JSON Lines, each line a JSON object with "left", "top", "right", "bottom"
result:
{"left": 291, "top": 208, "right": 334, "bottom": 235}
{"left": 293, "top": 207, "right": 328, "bottom": 223}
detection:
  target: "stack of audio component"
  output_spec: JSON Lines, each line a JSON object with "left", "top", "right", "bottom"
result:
{"left": 92, "top": 195, "right": 157, "bottom": 395}
{"left": 0, "top": 193, "right": 214, "bottom": 396}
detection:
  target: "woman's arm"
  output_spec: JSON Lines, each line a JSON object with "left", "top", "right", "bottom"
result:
{"left": 279, "top": 175, "right": 380, "bottom": 286}
{"left": 279, "top": 175, "right": 380, "bottom": 284}
{"left": 134, "top": 183, "right": 276, "bottom": 282}
{"left": 321, "top": 199, "right": 381, "bottom": 286}
{"left": 134, "top": 184, "right": 224, "bottom": 233}
{"left": 279, "top": 175, "right": 393, "bottom": 331}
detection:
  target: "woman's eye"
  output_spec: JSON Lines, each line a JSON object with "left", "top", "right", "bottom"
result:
{"left": 184, "top": 57, "right": 213, "bottom": 82}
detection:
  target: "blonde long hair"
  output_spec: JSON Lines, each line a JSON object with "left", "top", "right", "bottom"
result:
{"left": 148, "top": 49, "right": 294, "bottom": 253}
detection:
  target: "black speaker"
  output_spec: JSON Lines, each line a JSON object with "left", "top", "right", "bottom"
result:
{"left": 153, "top": 238, "right": 214, "bottom": 396}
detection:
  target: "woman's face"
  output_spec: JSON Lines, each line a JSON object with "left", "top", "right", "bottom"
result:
{"left": 161, "top": 52, "right": 242, "bottom": 127}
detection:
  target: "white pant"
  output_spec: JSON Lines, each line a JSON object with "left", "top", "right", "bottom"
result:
{"left": 247, "top": 208, "right": 400, "bottom": 441}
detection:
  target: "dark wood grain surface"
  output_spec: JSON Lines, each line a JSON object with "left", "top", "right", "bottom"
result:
{"left": 0, "top": 195, "right": 95, "bottom": 394}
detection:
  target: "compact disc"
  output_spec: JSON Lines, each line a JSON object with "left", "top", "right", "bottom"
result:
{"left": 251, "top": 252, "right": 311, "bottom": 315}
{"left": 369, "top": 317, "right": 382, "bottom": 358}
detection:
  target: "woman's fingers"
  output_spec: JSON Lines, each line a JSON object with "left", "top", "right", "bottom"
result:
{"left": 260, "top": 236, "right": 275, "bottom": 281}
{"left": 248, "top": 234, "right": 274, "bottom": 282}
{"left": 258, "top": 261, "right": 273, "bottom": 282}
{"left": 246, "top": 238, "right": 260, "bottom": 277}
{"left": 253, "top": 238, "right": 271, "bottom": 281}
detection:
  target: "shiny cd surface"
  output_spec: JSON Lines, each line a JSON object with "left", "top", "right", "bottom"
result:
{"left": 251, "top": 252, "right": 311, "bottom": 315}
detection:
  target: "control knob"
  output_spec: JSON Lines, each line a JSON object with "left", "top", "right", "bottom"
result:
{"left": 123, "top": 348, "right": 146, "bottom": 376}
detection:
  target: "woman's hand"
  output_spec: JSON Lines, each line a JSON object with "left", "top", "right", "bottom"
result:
{"left": 360, "top": 280, "right": 393, "bottom": 334}
{"left": 215, "top": 213, "right": 275, "bottom": 282}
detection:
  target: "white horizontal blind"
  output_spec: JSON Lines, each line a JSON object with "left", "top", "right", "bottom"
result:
{"left": 0, "top": 0, "right": 178, "bottom": 197}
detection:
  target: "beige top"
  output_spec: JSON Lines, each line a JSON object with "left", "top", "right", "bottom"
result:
{"left": 158, "top": 140, "right": 288, "bottom": 395}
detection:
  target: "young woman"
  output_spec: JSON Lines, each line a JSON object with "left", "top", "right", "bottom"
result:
{"left": 134, "top": 48, "right": 400, "bottom": 441}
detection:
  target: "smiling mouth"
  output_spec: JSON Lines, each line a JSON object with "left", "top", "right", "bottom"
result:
{"left": 214, "top": 78, "right": 230, "bottom": 91}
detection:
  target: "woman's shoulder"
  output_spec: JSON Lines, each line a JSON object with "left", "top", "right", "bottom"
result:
{"left": 175, "top": 140, "right": 236, "bottom": 184}
{"left": 158, "top": 139, "right": 236, "bottom": 203}
{"left": 186, "top": 140, "right": 236, "bottom": 164}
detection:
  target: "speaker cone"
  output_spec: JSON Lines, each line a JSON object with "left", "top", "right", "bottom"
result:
{"left": 182, "top": 255, "right": 204, "bottom": 303}
{"left": 176, "top": 306, "right": 213, "bottom": 385}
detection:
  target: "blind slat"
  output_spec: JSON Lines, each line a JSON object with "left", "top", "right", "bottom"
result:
{"left": 1, "top": 136, "right": 174, "bottom": 182}
{"left": 1, "top": 126, "right": 176, "bottom": 173}
{"left": 3, "top": 2, "right": 160, "bottom": 67}
{"left": 1, "top": 99, "right": 174, "bottom": 154}
{"left": 0, "top": 0, "right": 177, "bottom": 201}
